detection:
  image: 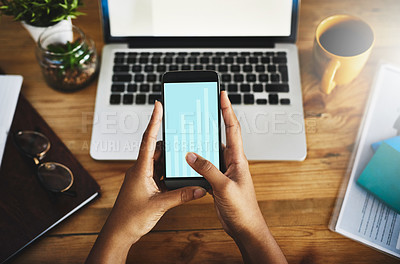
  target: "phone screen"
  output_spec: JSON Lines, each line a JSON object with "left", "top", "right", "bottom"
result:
{"left": 164, "top": 81, "right": 220, "bottom": 178}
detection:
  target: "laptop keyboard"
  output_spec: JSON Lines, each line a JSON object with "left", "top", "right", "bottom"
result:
{"left": 110, "top": 51, "right": 290, "bottom": 105}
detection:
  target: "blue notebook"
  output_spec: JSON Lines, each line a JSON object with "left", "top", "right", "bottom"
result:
{"left": 357, "top": 142, "right": 400, "bottom": 213}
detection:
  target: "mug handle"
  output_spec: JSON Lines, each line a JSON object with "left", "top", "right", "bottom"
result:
{"left": 322, "top": 60, "right": 341, "bottom": 94}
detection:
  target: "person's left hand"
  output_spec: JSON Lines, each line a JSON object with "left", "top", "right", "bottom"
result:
{"left": 86, "top": 101, "right": 206, "bottom": 264}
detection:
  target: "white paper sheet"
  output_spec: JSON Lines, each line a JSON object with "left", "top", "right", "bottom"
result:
{"left": 331, "top": 63, "right": 400, "bottom": 258}
{"left": 0, "top": 75, "right": 23, "bottom": 167}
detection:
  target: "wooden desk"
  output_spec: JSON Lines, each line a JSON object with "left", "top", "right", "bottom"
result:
{"left": 1, "top": 0, "right": 399, "bottom": 263}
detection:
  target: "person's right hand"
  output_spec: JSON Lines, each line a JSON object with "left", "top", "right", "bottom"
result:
{"left": 186, "top": 91, "right": 287, "bottom": 264}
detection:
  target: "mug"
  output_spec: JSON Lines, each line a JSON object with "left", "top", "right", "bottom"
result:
{"left": 313, "top": 15, "right": 374, "bottom": 94}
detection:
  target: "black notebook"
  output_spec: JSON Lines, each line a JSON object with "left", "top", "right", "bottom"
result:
{"left": 0, "top": 94, "right": 100, "bottom": 263}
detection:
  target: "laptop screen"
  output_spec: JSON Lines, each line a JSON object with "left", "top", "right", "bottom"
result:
{"left": 101, "top": 0, "right": 298, "bottom": 46}
{"left": 108, "top": 0, "right": 292, "bottom": 37}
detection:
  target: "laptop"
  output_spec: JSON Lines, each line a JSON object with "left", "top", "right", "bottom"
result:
{"left": 90, "top": 0, "right": 307, "bottom": 161}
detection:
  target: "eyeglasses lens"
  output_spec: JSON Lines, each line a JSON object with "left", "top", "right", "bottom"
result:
{"left": 14, "top": 131, "right": 49, "bottom": 157}
{"left": 37, "top": 163, "right": 73, "bottom": 192}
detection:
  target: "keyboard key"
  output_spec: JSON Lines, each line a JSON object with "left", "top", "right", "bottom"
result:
{"left": 163, "top": 57, "right": 173, "bottom": 64}
{"left": 253, "top": 52, "right": 263, "bottom": 56}
{"left": 241, "top": 52, "right": 250, "bottom": 56}
{"left": 237, "top": 57, "right": 246, "bottom": 64}
{"left": 221, "top": 74, "right": 231, "bottom": 82}
{"left": 203, "top": 52, "right": 213, "bottom": 56}
{"left": 212, "top": 57, "right": 222, "bottom": 64}
{"left": 278, "top": 65, "right": 288, "bottom": 73}
{"left": 113, "top": 65, "right": 129, "bottom": 72}
{"left": 194, "top": 65, "right": 203, "bottom": 70}
{"left": 240, "top": 84, "right": 250, "bottom": 92}
{"left": 139, "top": 57, "right": 148, "bottom": 63}
{"left": 115, "top": 52, "right": 126, "bottom": 56}
{"left": 128, "top": 52, "right": 137, "bottom": 56}
{"left": 147, "top": 74, "right": 157, "bottom": 82}
{"left": 157, "top": 65, "right": 166, "bottom": 72}
{"left": 280, "top": 98, "right": 290, "bottom": 105}
{"left": 228, "top": 94, "right": 241, "bottom": 104}
{"left": 256, "top": 98, "right": 267, "bottom": 105}
{"left": 177, "top": 52, "right": 186, "bottom": 56}
{"left": 255, "top": 65, "right": 265, "bottom": 72}
{"left": 224, "top": 57, "right": 234, "bottom": 64}
{"left": 132, "top": 65, "right": 142, "bottom": 72}
{"left": 191, "top": 52, "right": 200, "bottom": 56}
{"left": 140, "top": 84, "right": 150, "bottom": 92}
{"left": 277, "top": 51, "right": 287, "bottom": 57}
{"left": 234, "top": 74, "right": 244, "bottom": 82}
{"left": 246, "top": 74, "right": 256, "bottom": 82}
{"left": 111, "top": 84, "right": 124, "bottom": 92}
{"left": 243, "top": 65, "right": 253, "bottom": 72}
{"left": 123, "top": 94, "right": 133, "bottom": 104}
{"left": 134, "top": 74, "right": 144, "bottom": 82}
{"left": 141, "top": 52, "right": 150, "bottom": 56}
{"left": 218, "top": 65, "right": 228, "bottom": 72}
{"left": 169, "top": 65, "right": 178, "bottom": 71}
{"left": 216, "top": 52, "right": 225, "bottom": 56}
{"left": 188, "top": 57, "right": 197, "bottom": 63}
{"left": 200, "top": 57, "right": 209, "bottom": 64}
{"left": 149, "top": 94, "right": 161, "bottom": 104}
{"left": 228, "top": 84, "right": 238, "bottom": 92}
{"left": 244, "top": 94, "right": 254, "bottom": 104}
{"left": 127, "top": 57, "right": 136, "bottom": 64}
{"left": 151, "top": 57, "right": 161, "bottom": 63}
{"left": 249, "top": 57, "right": 258, "bottom": 63}
{"left": 152, "top": 84, "right": 162, "bottom": 92}
{"left": 135, "top": 94, "right": 146, "bottom": 104}
{"left": 180, "top": 65, "right": 190, "bottom": 70}
{"left": 253, "top": 84, "right": 263, "bottom": 92}
{"left": 206, "top": 65, "right": 216, "bottom": 70}
{"left": 228, "top": 52, "right": 238, "bottom": 56}
{"left": 267, "top": 65, "right": 276, "bottom": 72}
{"left": 270, "top": 74, "right": 280, "bottom": 83}
{"left": 220, "top": 84, "right": 226, "bottom": 91}
{"left": 110, "top": 94, "right": 121, "bottom": 105}
{"left": 273, "top": 57, "right": 287, "bottom": 64}
{"left": 265, "top": 84, "right": 289, "bottom": 92}
{"left": 112, "top": 74, "right": 131, "bottom": 82}
{"left": 259, "top": 74, "right": 269, "bottom": 82}
{"left": 231, "top": 65, "right": 240, "bottom": 72}
{"left": 281, "top": 71, "right": 289, "bottom": 82}
{"left": 127, "top": 84, "right": 137, "bottom": 92}
{"left": 175, "top": 56, "right": 185, "bottom": 63}
{"left": 266, "top": 52, "right": 275, "bottom": 56}
{"left": 269, "top": 94, "right": 279, "bottom": 105}
{"left": 144, "top": 65, "right": 154, "bottom": 72}
{"left": 261, "top": 57, "right": 270, "bottom": 63}
{"left": 114, "top": 57, "right": 124, "bottom": 64}
{"left": 153, "top": 52, "right": 162, "bottom": 56}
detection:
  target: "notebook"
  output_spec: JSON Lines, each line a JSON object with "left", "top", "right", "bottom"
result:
{"left": 0, "top": 94, "right": 100, "bottom": 263}
{"left": 90, "top": 0, "right": 307, "bottom": 161}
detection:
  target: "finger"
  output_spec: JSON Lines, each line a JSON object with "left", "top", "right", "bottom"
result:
{"left": 137, "top": 101, "right": 163, "bottom": 166}
{"left": 186, "top": 152, "right": 228, "bottom": 189}
{"left": 220, "top": 91, "right": 244, "bottom": 152}
{"left": 158, "top": 186, "right": 206, "bottom": 211}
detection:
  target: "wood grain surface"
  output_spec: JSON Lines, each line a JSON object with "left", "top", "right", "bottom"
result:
{"left": 1, "top": 0, "right": 400, "bottom": 263}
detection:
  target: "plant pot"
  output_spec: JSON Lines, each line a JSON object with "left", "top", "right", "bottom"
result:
{"left": 36, "top": 25, "right": 98, "bottom": 92}
{"left": 21, "top": 17, "right": 72, "bottom": 43}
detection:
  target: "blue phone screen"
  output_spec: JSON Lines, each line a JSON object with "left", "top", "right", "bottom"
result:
{"left": 164, "top": 82, "right": 220, "bottom": 178}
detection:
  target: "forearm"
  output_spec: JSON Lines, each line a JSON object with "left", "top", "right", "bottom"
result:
{"left": 233, "top": 221, "right": 287, "bottom": 264}
{"left": 86, "top": 216, "right": 140, "bottom": 264}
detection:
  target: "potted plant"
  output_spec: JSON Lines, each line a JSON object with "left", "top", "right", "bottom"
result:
{"left": 0, "top": 0, "right": 84, "bottom": 42}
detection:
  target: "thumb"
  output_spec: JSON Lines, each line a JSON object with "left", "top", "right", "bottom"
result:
{"left": 185, "top": 152, "right": 228, "bottom": 189}
{"left": 159, "top": 187, "right": 206, "bottom": 211}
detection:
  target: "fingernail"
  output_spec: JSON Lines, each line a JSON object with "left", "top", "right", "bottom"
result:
{"left": 186, "top": 152, "right": 197, "bottom": 164}
{"left": 193, "top": 188, "right": 206, "bottom": 199}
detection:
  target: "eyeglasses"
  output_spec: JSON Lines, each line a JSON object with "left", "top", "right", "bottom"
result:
{"left": 13, "top": 131, "right": 75, "bottom": 196}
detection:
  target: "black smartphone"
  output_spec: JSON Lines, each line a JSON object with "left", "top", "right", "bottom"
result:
{"left": 162, "top": 71, "right": 222, "bottom": 190}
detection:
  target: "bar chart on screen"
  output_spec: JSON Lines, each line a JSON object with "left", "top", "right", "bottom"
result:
{"left": 164, "top": 82, "right": 219, "bottom": 178}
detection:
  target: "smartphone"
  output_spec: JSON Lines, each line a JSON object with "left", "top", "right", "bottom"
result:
{"left": 162, "top": 71, "right": 222, "bottom": 190}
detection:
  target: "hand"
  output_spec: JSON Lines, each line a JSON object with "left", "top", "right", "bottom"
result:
{"left": 86, "top": 101, "right": 207, "bottom": 264}
{"left": 186, "top": 91, "right": 287, "bottom": 264}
